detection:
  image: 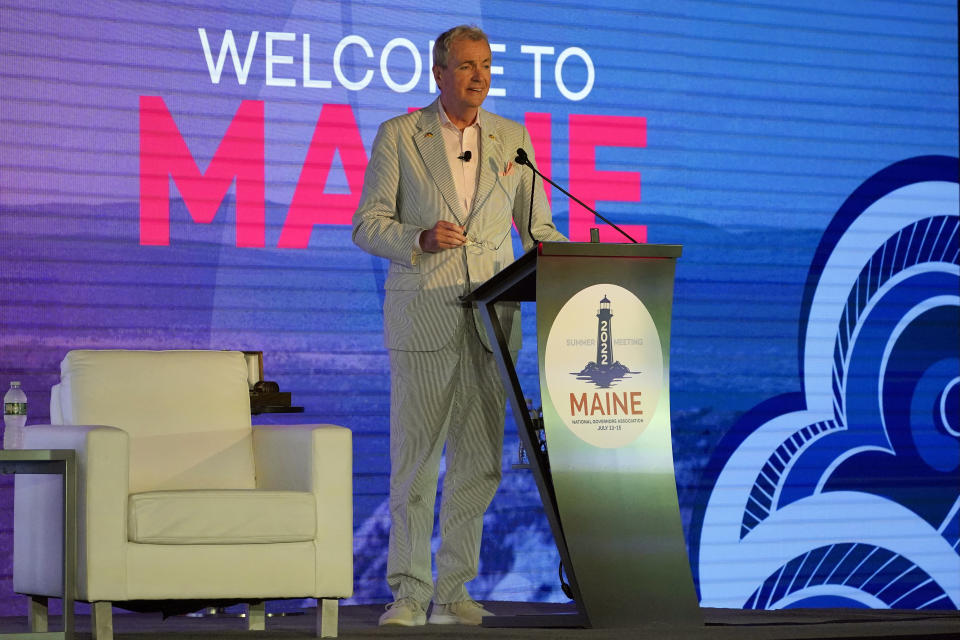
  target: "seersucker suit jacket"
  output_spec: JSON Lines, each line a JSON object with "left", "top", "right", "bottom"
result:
{"left": 352, "top": 98, "right": 566, "bottom": 353}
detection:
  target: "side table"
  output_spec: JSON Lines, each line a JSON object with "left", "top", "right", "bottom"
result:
{"left": 0, "top": 449, "right": 77, "bottom": 640}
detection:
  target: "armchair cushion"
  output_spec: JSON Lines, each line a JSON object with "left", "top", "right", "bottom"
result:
{"left": 59, "top": 350, "right": 255, "bottom": 492}
{"left": 128, "top": 490, "right": 317, "bottom": 545}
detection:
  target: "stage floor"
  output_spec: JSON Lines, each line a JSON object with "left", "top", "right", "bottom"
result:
{"left": 1, "top": 602, "right": 957, "bottom": 639}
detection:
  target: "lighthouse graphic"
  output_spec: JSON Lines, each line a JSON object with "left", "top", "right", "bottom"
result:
{"left": 572, "top": 295, "right": 637, "bottom": 388}
{"left": 596, "top": 295, "right": 614, "bottom": 366}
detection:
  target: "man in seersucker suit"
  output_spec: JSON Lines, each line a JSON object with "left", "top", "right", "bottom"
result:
{"left": 352, "top": 24, "right": 566, "bottom": 628}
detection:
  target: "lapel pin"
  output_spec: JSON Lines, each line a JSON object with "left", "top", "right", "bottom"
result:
{"left": 424, "top": 132, "right": 434, "bottom": 138}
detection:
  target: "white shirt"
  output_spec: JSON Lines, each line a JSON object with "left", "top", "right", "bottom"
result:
{"left": 438, "top": 104, "right": 481, "bottom": 218}
{"left": 413, "top": 105, "right": 482, "bottom": 256}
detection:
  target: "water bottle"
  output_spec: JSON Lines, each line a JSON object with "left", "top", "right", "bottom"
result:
{"left": 3, "top": 380, "right": 27, "bottom": 449}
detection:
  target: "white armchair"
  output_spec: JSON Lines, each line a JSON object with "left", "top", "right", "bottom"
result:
{"left": 13, "top": 349, "right": 353, "bottom": 638}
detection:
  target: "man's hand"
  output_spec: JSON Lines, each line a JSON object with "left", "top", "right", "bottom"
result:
{"left": 420, "top": 220, "right": 467, "bottom": 252}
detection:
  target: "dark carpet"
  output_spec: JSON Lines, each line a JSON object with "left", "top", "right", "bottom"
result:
{"left": 1, "top": 602, "right": 957, "bottom": 640}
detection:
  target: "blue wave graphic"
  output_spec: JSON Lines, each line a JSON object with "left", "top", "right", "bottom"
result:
{"left": 696, "top": 156, "right": 960, "bottom": 610}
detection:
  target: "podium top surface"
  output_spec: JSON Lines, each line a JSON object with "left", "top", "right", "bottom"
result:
{"left": 538, "top": 241, "right": 682, "bottom": 258}
{"left": 462, "top": 242, "right": 682, "bottom": 304}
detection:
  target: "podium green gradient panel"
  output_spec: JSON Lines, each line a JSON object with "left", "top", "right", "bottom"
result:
{"left": 536, "top": 247, "right": 700, "bottom": 627}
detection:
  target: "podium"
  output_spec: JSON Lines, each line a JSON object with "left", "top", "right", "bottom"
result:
{"left": 463, "top": 242, "right": 700, "bottom": 629}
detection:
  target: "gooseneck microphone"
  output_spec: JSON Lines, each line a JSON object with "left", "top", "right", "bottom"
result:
{"left": 515, "top": 148, "right": 540, "bottom": 244}
{"left": 514, "top": 147, "right": 639, "bottom": 244}
{"left": 457, "top": 150, "right": 472, "bottom": 162}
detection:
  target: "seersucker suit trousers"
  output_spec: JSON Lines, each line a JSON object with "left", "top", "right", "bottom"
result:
{"left": 386, "top": 305, "right": 510, "bottom": 606}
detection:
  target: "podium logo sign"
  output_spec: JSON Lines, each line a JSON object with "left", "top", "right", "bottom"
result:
{"left": 545, "top": 284, "right": 663, "bottom": 448}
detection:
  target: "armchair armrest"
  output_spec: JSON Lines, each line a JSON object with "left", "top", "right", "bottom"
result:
{"left": 15, "top": 425, "right": 129, "bottom": 601}
{"left": 252, "top": 424, "right": 351, "bottom": 494}
{"left": 252, "top": 424, "right": 353, "bottom": 597}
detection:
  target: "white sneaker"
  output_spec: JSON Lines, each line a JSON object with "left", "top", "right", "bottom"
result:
{"left": 428, "top": 600, "right": 494, "bottom": 625}
{"left": 378, "top": 598, "right": 426, "bottom": 626}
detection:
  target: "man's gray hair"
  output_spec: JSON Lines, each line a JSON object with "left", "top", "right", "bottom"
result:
{"left": 433, "top": 25, "right": 489, "bottom": 69}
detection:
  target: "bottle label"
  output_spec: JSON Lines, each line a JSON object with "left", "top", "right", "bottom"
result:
{"left": 4, "top": 402, "right": 26, "bottom": 416}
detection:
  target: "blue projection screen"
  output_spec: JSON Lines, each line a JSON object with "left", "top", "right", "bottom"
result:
{"left": 1, "top": 0, "right": 957, "bottom": 614}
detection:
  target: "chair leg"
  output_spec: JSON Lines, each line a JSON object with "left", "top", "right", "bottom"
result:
{"left": 28, "top": 596, "right": 48, "bottom": 633}
{"left": 92, "top": 601, "right": 113, "bottom": 640}
{"left": 247, "top": 601, "right": 265, "bottom": 631}
{"left": 317, "top": 599, "right": 338, "bottom": 638}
